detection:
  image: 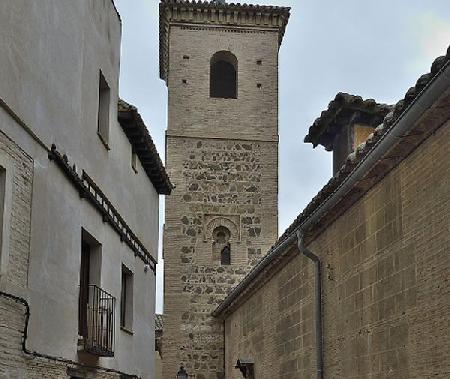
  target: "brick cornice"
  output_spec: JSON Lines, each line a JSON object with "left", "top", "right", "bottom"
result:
{"left": 159, "top": 0, "right": 290, "bottom": 82}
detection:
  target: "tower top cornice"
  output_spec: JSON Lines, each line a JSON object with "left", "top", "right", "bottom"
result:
{"left": 159, "top": 0, "right": 291, "bottom": 81}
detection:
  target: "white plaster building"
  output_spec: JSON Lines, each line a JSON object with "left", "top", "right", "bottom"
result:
{"left": 0, "top": 1, "right": 171, "bottom": 378}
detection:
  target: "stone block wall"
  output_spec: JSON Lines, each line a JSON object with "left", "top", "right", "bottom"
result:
{"left": 163, "top": 20, "right": 281, "bottom": 379}
{"left": 224, "top": 121, "right": 450, "bottom": 378}
{"left": 164, "top": 136, "right": 278, "bottom": 379}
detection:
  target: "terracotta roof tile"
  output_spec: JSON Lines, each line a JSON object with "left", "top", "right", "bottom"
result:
{"left": 278, "top": 47, "right": 450, "bottom": 249}
{"left": 213, "top": 46, "right": 450, "bottom": 317}
{"left": 304, "top": 93, "right": 392, "bottom": 150}
{"left": 118, "top": 100, "right": 173, "bottom": 195}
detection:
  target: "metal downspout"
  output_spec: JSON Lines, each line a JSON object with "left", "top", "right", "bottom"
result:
{"left": 297, "top": 230, "right": 324, "bottom": 379}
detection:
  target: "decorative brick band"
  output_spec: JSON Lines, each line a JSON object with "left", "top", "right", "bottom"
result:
{"left": 179, "top": 24, "right": 269, "bottom": 35}
{"left": 159, "top": 0, "right": 290, "bottom": 82}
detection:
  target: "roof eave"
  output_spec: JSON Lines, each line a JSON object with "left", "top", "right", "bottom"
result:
{"left": 158, "top": 0, "right": 291, "bottom": 83}
{"left": 213, "top": 48, "right": 450, "bottom": 318}
{"left": 117, "top": 100, "right": 173, "bottom": 195}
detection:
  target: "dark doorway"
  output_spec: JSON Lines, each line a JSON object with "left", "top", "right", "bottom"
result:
{"left": 78, "top": 241, "right": 90, "bottom": 337}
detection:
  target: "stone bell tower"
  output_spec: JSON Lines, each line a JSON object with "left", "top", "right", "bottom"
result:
{"left": 160, "top": 1, "right": 290, "bottom": 378}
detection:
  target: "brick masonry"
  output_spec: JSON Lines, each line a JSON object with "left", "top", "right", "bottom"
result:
{"left": 163, "top": 21, "right": 282, "bottom": 379}
{"left": 0, "top": 130, "right": 33, "bottom": 290}
{"left": 224, "top": 121, "right": 450, "bottom": 379}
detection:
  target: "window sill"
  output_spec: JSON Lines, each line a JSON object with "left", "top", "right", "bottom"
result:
{"left": 120, "top": 326, "right": 134, "bottom": 335}
{"left": 210, "top": 97, "right": 238, "bottom": 100}
{"left": 97, "top": 132, "right": 111, "bottom": 151}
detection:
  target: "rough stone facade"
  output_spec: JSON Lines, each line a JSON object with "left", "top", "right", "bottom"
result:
{"left": 223, "top": 120, "right": 450, "bottom": 378}
{"left": 162, "top": 8, "right": 288, "bottom": 378}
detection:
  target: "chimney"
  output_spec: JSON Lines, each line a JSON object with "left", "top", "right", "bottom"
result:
{"left": 304, "top": 93, "right": 392, "bottom": 175}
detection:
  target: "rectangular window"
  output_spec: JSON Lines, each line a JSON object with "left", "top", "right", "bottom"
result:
{"left": 120, "top": 265, "right": 134, "bottom": 331}
{"left": 78, "top": 241, "right": 90, "bottom": 337}
{"left": 131, "top": 149, "right": 138, "bottom": 173}
{"left": 97, "top": 70, "right": 111, "bottom": 149}
{"left": 0, "top": 167, "right": 6, "bottom": 276}
{"left": 78, "top": 230, "right": 102, "bottom": 337}
{"left": 0, "top": 160, "right": 13, "bottom": 281}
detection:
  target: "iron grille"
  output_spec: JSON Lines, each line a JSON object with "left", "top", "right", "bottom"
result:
{"left": 82, "top": 285, "right": 115, "bottom": 357}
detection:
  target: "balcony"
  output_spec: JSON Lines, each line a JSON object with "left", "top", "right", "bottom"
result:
{"left": 79, "top": 285, "right": 116, "bottom": 357}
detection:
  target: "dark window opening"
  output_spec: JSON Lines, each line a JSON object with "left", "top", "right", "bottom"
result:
{"left": 210, "top": 51, "right": 238, "bottom": 99}
{"left": 221, "top": 243, "right": 231, "bottom": 266}
{"left": 78, "top": 241, "right": 90, "bottom": 337}
{"left": 213, "top": 226, "right": 232, "bottom": 265}
{"left": 0, "top": 167, "right": 6, "bottom": 263}
{"left": 131, "top": 149, "right": 138, "bottom": 173}
{"left": 120, "top": 265, "right": 133, "bottom": 330}
{"left": 97, "top": 70, "right": 111, "bottom": 149}
{"left": 78, "top": 230, "right": 102, "bottom": 338}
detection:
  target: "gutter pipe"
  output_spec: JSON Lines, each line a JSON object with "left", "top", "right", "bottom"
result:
{"left": 297, "top": 230, "right": 323, "bottom": 379}
{"left": 212, "top": 60, "right": 450, "bottom": 378}
{"left": 212, "top": 59, "right": 450, "bottom": 319}
{"left": 0, "top": 291, "right": 140, "bottom": 378}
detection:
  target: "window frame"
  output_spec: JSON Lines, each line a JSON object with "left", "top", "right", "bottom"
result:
{"left": 78, "top": 229, "right": 102, "bottom": 338}
{"left": 120, "top": 264, "right": 134, "bottom": 333}
{"left": 210, "top": 51, "right": 238, "bottom": 99}
{"left": 0, "top": 154, "right": 13, "bottom": 284}
{"left": 97, "top": 70, "right": 111, "bottom": 150}
{"left": 131, "top": 149, "right": 138, "bottom": 174}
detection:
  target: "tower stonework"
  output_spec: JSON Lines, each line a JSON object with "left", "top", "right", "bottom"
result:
{"left": 160, "top": 1, "right": 290, "bottom": 378}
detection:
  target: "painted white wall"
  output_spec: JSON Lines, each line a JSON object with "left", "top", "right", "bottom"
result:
{"left": 0, "top": 0, "right": 158, "bottom": 377}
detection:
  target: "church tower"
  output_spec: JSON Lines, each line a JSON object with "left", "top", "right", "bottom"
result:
{"left": 160, "top": 1, "right": 290, "bottom": 377}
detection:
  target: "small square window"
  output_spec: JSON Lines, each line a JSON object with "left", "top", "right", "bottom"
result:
{"left": 97, "top": 70, "right": 111, "bottom": 150}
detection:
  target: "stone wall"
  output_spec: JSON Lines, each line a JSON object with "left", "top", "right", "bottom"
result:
{"left": 164, "top": 137, "right": 278, "bottom": 379}
{"left": 163, "top": 19, "right": 281, "bottom": 379}
{"left": 224, "top": 121, "right": 450, "bottom": 378}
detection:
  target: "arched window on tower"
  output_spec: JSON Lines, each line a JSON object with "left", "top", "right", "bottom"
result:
{"left": 210, "top": 51, "right": 238, "bottom": 99}
{"left": 213, "top": 226, "right": 232, "bottom": 265}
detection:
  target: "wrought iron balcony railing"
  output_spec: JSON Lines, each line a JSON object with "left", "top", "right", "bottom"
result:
{"left": 79, "top": 285, "right": 116, "bottom": 357}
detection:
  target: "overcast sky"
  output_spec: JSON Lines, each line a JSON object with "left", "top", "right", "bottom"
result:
{"left": 114, "top": 0, "right": 450, "bottom": 313}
